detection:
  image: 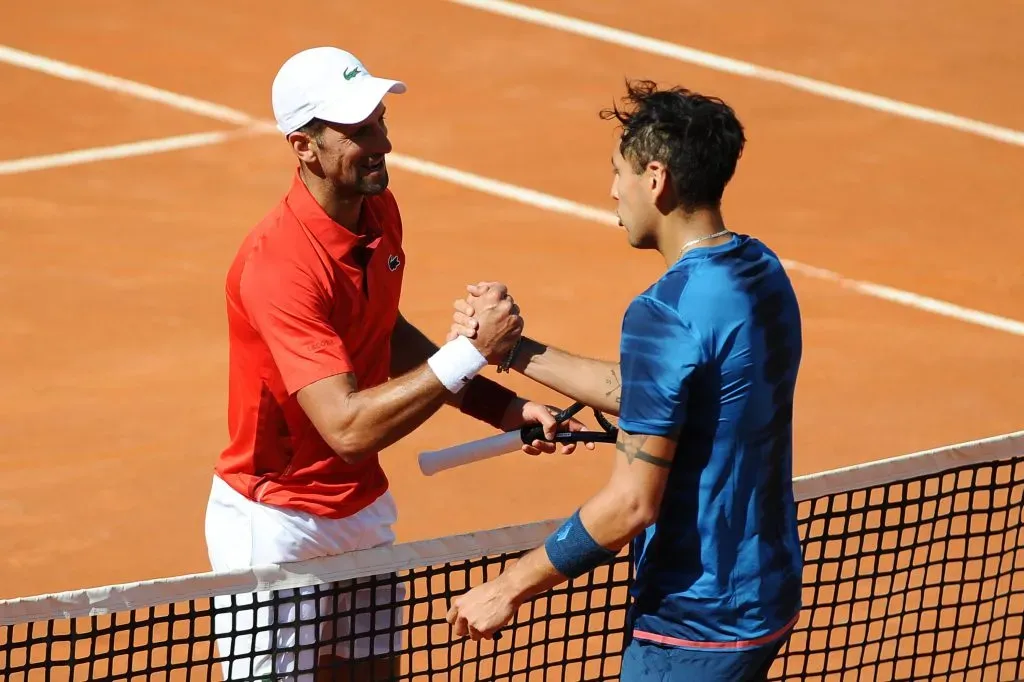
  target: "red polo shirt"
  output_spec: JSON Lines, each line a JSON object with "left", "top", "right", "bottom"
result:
{"left": 216, "top": 170, "right": 405, "bottom": 518}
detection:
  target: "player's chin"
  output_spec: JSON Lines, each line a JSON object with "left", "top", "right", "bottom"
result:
{"left": 619, "top": 221, "right": 639, "bottom": 246}
{"left": 624, "top": 226, "right": 645, "bottom": 249}
{"left": 626, "top": 227, "right": 658, "bottom": 250}
{"left": 357, "top": 167, "right": 389, "bottom": 195}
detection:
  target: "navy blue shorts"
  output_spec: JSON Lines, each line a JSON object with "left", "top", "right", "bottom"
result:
{"left": 620, "top": 637, "right": 787, "bottom": 682}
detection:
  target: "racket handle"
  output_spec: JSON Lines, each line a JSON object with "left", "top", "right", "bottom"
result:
{"left": 418, "top": 431, "right": 525, "bottom": 476}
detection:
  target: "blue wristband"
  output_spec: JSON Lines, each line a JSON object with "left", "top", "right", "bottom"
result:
{"left": 544, "top": 509, "right": 618, "bottom": 579}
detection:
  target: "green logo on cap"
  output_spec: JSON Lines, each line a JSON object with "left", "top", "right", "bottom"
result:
{"left": 343, "top": 67, "right": 361, "bottom": 80}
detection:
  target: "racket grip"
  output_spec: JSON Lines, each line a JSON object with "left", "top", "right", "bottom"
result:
{"left": 418, "top": 431, "right": 525, "bottom": 476}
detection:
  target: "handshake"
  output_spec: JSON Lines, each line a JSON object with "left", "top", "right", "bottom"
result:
{"left": 438, "top": 280, "right": 598, "bottom": 457}
{"left": 444, "top": 281, "right": 524, "bottom": 368}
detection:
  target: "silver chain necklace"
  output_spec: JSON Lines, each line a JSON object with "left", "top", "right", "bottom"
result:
{"left": 679, "top": 229, "right": 732, "bottom": 259}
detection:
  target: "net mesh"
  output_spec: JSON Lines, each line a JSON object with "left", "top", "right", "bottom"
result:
{"left": 2, "top": 431, "right": 1023, "bottom": 682}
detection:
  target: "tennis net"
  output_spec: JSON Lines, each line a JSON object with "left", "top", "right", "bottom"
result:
{"left": 1, "top": 429, "right": 1023, "bottom": 681}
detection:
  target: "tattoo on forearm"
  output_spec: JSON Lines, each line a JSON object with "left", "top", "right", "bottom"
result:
{"left": 616, "top": 434, "right": 672, "bottom": 468}
{"left": 604, "top": 368, "right": 622, "bottom": 405}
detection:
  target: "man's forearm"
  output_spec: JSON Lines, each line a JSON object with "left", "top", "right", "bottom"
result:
{"left": 490, "top": 431, "right": 670, "bottom": 606}
{"left": 511, "top": 337, "right": 621, "bottom": 415}
{"left": 390, "top": 314, "right": 465, "bottom": 409}
{"left": 340, "top": 366, "right": 453, "bottom": 456}
{"left": 496, "top": 480, "right": 645, "bottom": 606}
{"left": 299, "top": 365, "right": 452, "bottom": 462}
{"left": 387, "top": 314, "right": 519, "bottom": 431}
{"left": 302, "top": 315, "right": 493, "bottom": 460}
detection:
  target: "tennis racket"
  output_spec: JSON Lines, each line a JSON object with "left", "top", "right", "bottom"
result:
{"left": 418, "top": 402, "right": 619, "bottom": 476}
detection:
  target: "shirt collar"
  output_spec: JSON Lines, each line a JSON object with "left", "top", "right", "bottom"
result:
{"left": 283, "top": 169, "right": 382, "bottom": 260}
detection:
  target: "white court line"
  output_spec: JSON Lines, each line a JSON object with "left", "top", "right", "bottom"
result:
{"left": 2, "top": 44, "right": 1022, "bottom": 337}
{"left": 0, "top": 45, "right": 257, "bottom": 126}
{"left": 777, "top": 262, "right": 1024, "bottom": 336}
{"left": 387, "top": 154, "right": 619, "bottom": 226}
{"left": 446, "top": 0, "right": 1024, "bottom": 148}
{"left": 0, "top": 131, "right": 239, "bottom": 175}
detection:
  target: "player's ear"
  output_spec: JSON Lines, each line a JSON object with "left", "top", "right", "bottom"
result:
{"left": 287, "top": 131, "right": 319, "bottom": 165}
{"left": 647, "top": 161, "right": 669, "bottom": 202}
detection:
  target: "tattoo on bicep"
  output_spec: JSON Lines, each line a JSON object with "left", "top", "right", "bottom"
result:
{"left": 615, "top": 434, "right": 672, "bottom": 468}
{"left": 604, "top": 367, "right": 622, "bottom": 405}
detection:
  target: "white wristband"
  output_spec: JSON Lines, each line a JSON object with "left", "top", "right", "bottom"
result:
{"left": 427, "top": 335, "right": 488, "bottom": 393}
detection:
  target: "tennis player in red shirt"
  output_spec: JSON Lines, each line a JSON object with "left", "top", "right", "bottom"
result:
{"left": 204, "top": 46, "right": 587, "bottom": 682}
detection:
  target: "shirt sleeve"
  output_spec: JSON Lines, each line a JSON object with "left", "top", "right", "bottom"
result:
{"left": 239, "top": 257, "right": 353, "bottom": 396}
{"left": 616, "top": 294, "right": 703, "bottom": 437}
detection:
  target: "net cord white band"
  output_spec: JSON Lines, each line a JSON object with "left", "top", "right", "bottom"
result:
{"left": 1, "top": 429, "right": 1021, "bottom": 625}
{"left": 0, "top": 519, "right": 566, "bottom": 625}
{"left": 793, "top": 429, "right": 1024, "bottom": 503}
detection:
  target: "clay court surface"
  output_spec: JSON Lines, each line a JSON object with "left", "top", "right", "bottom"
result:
{"left": 1, "top": 0, "right": 1022, "bottom": 602}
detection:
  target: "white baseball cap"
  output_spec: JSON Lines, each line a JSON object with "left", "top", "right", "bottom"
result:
{"left": 271, "top": 47, "right": 407, "bottom": 135}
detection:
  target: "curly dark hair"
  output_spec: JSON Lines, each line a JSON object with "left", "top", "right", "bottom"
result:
{"left": 601, "top": 80, "right": 746, "bottom": 211}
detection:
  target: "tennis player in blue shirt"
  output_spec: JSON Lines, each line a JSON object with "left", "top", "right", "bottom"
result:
{"left": 445, "top": 81, "right": 804, "bottom": 681}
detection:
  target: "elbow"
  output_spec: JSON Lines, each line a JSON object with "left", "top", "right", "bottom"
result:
{"left": 317, "top": 391, "right": 378, "bottom": 464}
{"left": 632, "top": 504, "right": 661, "bottom": 533}
{"left": 323, "top": 430, "right": 374, "bottom": 464}
{"left": 619, "top": 491, "right": 660, "bottom": 534}
{"left": 320, "top": 406, "right": 375, "bottom": 464}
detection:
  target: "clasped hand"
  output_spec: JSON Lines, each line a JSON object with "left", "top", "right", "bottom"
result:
{"left": 450, "top": 281, "right": 595, "bottom": 457}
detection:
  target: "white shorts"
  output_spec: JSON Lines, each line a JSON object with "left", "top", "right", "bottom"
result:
{"left": 204, "top": 475, "right": 406, "bottom": 681}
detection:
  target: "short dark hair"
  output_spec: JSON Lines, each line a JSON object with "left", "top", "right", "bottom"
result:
{"left": 296, "top": 117, "right": 327, "bottom": 143}
{"left": 601, "top": 80, "right": 746, "bottom": 211}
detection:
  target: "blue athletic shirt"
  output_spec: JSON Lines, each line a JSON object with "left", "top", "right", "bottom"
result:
{"left": 616, "top": 233, "right": 803, "bottom": 650}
